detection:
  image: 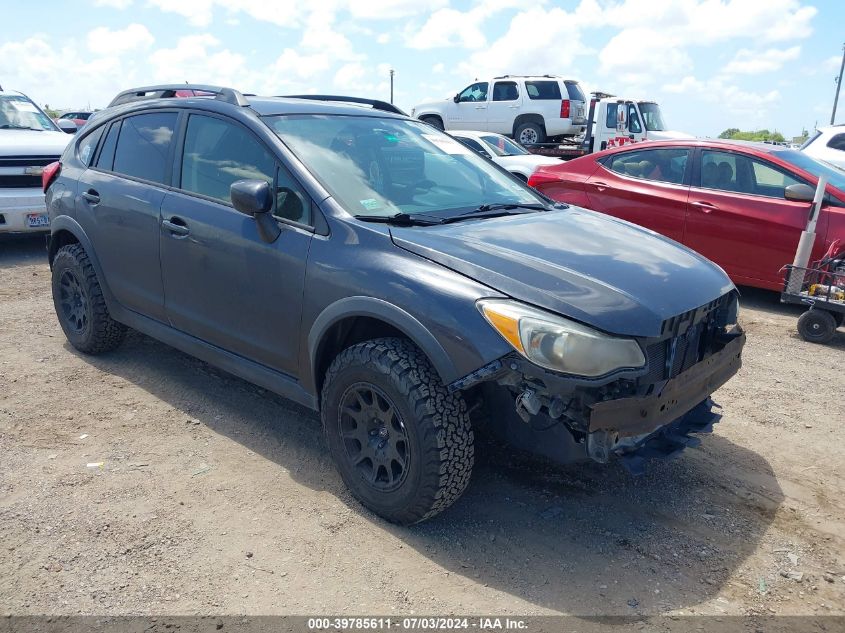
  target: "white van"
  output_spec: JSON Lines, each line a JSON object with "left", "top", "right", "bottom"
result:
{"left": 412, "top": 75, "right": 587, "bottom": 145}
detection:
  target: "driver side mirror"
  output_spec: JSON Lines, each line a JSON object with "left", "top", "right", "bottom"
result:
{"left": 453, "top": 94, "right": 460, "bottom": 103}
{"left": 784, "top": 183, "right": 815, "bottom": 202}
{"left": 230, "top": 179, "right": 281, "bottom": 243}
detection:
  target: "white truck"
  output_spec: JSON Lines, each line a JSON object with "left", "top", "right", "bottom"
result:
{"left": 524, "top": 92, "right": 693, "bottom": 159}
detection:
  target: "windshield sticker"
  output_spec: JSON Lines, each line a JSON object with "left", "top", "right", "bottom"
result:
{"left": 421, "top": 133, "right": 472, "bottom": 155}
{"left": 9, "top": 100, "right": 39, "bottom": 113}
{"left": 359, "top": 198, "right": 382, "bottom": 211}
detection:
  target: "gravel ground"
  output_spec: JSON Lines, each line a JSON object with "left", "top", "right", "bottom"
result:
{"left": 1, "top": 234, "right": 843, "bottom": 617}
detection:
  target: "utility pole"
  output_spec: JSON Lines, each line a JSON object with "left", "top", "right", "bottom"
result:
{"left": 389, "top": 69, "right": 395, "bottom": 105}
{"left": 832, "top": 42, "right": 845, "bottom": 125}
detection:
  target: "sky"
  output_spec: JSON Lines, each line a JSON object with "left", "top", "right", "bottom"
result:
{"left": 1, "top": 0, "right": 843, "bottom": 139}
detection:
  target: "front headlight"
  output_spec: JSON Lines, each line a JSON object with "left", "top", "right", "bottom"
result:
{"left": 478, "top": 299, "right": 645, "bottom": 377}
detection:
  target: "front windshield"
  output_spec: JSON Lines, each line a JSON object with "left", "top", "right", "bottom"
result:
{"left": 777, "top": 150, "right": 845, "bottom": 191}
{"left": 266, "top": 114, "right": 544, "bottom": 218}
{"left": 639, "top": 102, "right": 666, "bottom": 132}
{"left": 0, "top": 95, "right": 57, "bottom": 131}
{"left": 480, "top": 134, "right": 530, "bottom": 157}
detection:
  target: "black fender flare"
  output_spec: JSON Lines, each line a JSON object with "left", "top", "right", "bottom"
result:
{"left": 49, "top": 215, "right": 119, "bottom": 312}
{"left": 306, "top": 296, "right": 459, "bottom": 395}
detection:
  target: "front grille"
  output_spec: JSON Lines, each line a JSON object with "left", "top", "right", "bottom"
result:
{"left": 0, "top": 175, "right": 41, "bottom": 188}
{"left": 0, "top": 156, "right": 59, "bottom": 167}
{"left": 641, "top": 294, "right": 730, "bottom": 385}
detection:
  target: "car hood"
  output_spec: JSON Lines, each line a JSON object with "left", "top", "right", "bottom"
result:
{"left": 646, "top": 130, "right": 695, "bottom": 141}
{"left": 0, "top": 129, "right": 72, "bottom": 155}
{"left": 390, "top": 208, "right": 735, "bottom": 337}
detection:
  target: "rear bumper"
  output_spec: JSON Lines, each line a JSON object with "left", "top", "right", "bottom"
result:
{"left": 0, "top": 188, "right": 49, "bottom": 233}
{"left": 589, "top": 332, "right": 745, "bottom": 437}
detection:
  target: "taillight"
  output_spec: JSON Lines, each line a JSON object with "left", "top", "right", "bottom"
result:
{"left": 527, "top": 169, "right": 560, "bottom": 188}
{"left": 560, "top": 99, "right": 571, "bottom": 119}
{"left": 42, "top": 161, "right": 61, "bottom": 192}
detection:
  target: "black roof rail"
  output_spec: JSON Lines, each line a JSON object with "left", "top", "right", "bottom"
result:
{"left": 281, "top": 94, "right": 407, "bottom": 116}
{"left": 107, "top": 84, "right": 250, "bottom": 108}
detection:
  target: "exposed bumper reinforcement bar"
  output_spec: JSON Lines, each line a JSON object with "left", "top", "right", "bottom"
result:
{"left": 589, "top": 332, "right": 745, "bottom": 438}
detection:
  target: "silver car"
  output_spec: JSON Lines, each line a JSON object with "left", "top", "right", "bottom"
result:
{"left": 1, "top": 89, "right": 73, "bottom": 233}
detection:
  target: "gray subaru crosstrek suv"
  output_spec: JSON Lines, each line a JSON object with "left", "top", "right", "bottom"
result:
{"left": 45, "top": 85, "right": 745, "bottom": 525}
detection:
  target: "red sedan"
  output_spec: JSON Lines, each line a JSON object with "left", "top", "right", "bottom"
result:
{"left": 529, "top": 139, "right": 845, "bottom": 291}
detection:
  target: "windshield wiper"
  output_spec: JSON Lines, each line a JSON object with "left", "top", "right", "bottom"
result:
{"left": 0, "top": 124, "right": 42, "bottom": 131}
{"left": 354, "top": 212, "right": 444, "bottom": 226}
{"left": 442, "top": 202, "right": 549, "bottom": 223}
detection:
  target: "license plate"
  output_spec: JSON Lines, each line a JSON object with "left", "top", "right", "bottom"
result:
{"left": 27, "top": 213, "right": 49, "bottom": 228}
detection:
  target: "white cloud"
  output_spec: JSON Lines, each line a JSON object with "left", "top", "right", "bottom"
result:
{"left": 93, "top": 0, "right": 133, "bottom": 7}
{"left": 407, "top": 8, "right": 487, "bottom": 49}
{"left": 145, "top": 0, "right": 216, "bottom": 27}
{"left": 86, "top": 24, "right": 154, "bottom": 56}
{"left": 663, "top": 75, "right": 781, "bottom": 115}
{"left": 334, "top": 63, "right": 367, "bottom": 90}
{"left": 345, "top": 0, "right": 447, "bottom": 20}
{"left": 376, "top": 33, "right": 390, "bottom": 44}
{"left": 722, "top": 46, "right": 801, "bottom": 75}
{"left": 824, "top": 54, "right": 844, "bottom": 71}
{"left": 147, "top": 34, "right": 250, "bottom": 87}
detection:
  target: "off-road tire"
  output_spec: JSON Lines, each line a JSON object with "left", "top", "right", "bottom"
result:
{"left": 796, "top": 309, "right": 837, "bottom": 344}
{"left": 52, "top": 244, "right": 127, "bottom": 354}
{"left": 321, "top": 338, "right": 473, "bottom": 525}
{"left": 515, "top": 121, "right": 546, "bottom": 145}
{"left": 420, "top": 115, "right": 444, "bottom": 131}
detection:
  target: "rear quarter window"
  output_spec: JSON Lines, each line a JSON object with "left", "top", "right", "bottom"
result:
{"left": 564, "top": 81, "right": 586, "bottom": 102}
{"left": 525, "top": 81, "right": 561, "bottom": 100}
{"left": 827, "top": 133, "right": 845, "bottom": 151}
{"left": 77, "top": 126, "right": 104, "bottom": 167}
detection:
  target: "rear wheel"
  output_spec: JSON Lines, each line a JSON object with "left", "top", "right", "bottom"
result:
{"left": 515, "top": 121, "right": 545, "bottom": 145}
{"left": 51, "top": 244, "right": 126, "bottom": 354}
{"left": 420, "top": 115, "right": 444, "bottom": 131}
{"left": 321, "top": 338, "right": 473, "bottom": 524}
{"left": 796, "top": 309, "right": 837, "bottom": 344}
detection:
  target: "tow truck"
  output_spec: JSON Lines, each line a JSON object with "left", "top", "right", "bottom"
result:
{"left": 524, "top": 92, "right": 692, "bottom": 160}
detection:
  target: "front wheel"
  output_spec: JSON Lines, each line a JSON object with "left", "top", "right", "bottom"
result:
{"left": 321, "top": 338, "right": 474, "bottom": 525}
{"left": 796, "top": 309, "right": 837, "bottom": 344}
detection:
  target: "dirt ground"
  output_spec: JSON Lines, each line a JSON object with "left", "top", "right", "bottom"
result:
{"left": 1, "top": 234, "right": 843, "bottom": 617}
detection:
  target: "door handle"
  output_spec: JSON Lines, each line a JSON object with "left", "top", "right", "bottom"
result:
{"left": 81, "top": 189, "right": 100, "bottom": 204}
{"left": 475, "top": 106, "right": 486, "bottom": 110}
{"left": 162, "top": 217, "right": 190, "bottom": 237}
{"left": 691, "top": 201, "right": 718, "bottom": 213}
{"left": 592, "top": 181, "right": 609, "bottom": 192}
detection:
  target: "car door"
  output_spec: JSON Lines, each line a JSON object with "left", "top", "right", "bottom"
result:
{"left": 75, "top": 111, "right": 179, "bottom": 322}
{"left": 159, "top": 112, "right": 313, "bottom": 376}
{"left": 583, "top": 146, "right": 691, "bottom": 242}
{"left": 486, "top": 81, "right": 521, "bottom": 134}
{"left": 684, "top": 148, "right": 825, "bottom": 289}
{"left": 446, "top": 82, "right": 489, "bottom": 131}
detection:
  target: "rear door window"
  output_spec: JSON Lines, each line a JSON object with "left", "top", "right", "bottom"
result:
{"left": 525, "top": 81, "right": 561, "bottom": 100}
{"left": 491, "top": 81, "right": 519, "bottom": 102}
{"left": 606, "top": 148, "right": 690, "bottom": 185}
{"left": 112, "top": 112, "right": 178, "bottom": 184}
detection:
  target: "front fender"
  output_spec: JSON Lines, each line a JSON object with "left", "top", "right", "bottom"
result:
{"left": 307, "top": 296, "right": 459, "bottom": 393}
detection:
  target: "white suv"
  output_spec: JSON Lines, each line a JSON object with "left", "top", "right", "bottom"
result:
{"left": 1, "top": 89, "right": 74, "bottom": 233}
{"left": 412, "top": 75, "right": 587, "bottom": 145}
{"left": 801, "top": 125, "right": 845, "bottom": 170}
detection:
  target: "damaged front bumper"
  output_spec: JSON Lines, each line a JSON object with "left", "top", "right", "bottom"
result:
{"left": 453, "top": 317, "right": 745, "bottom": 474}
